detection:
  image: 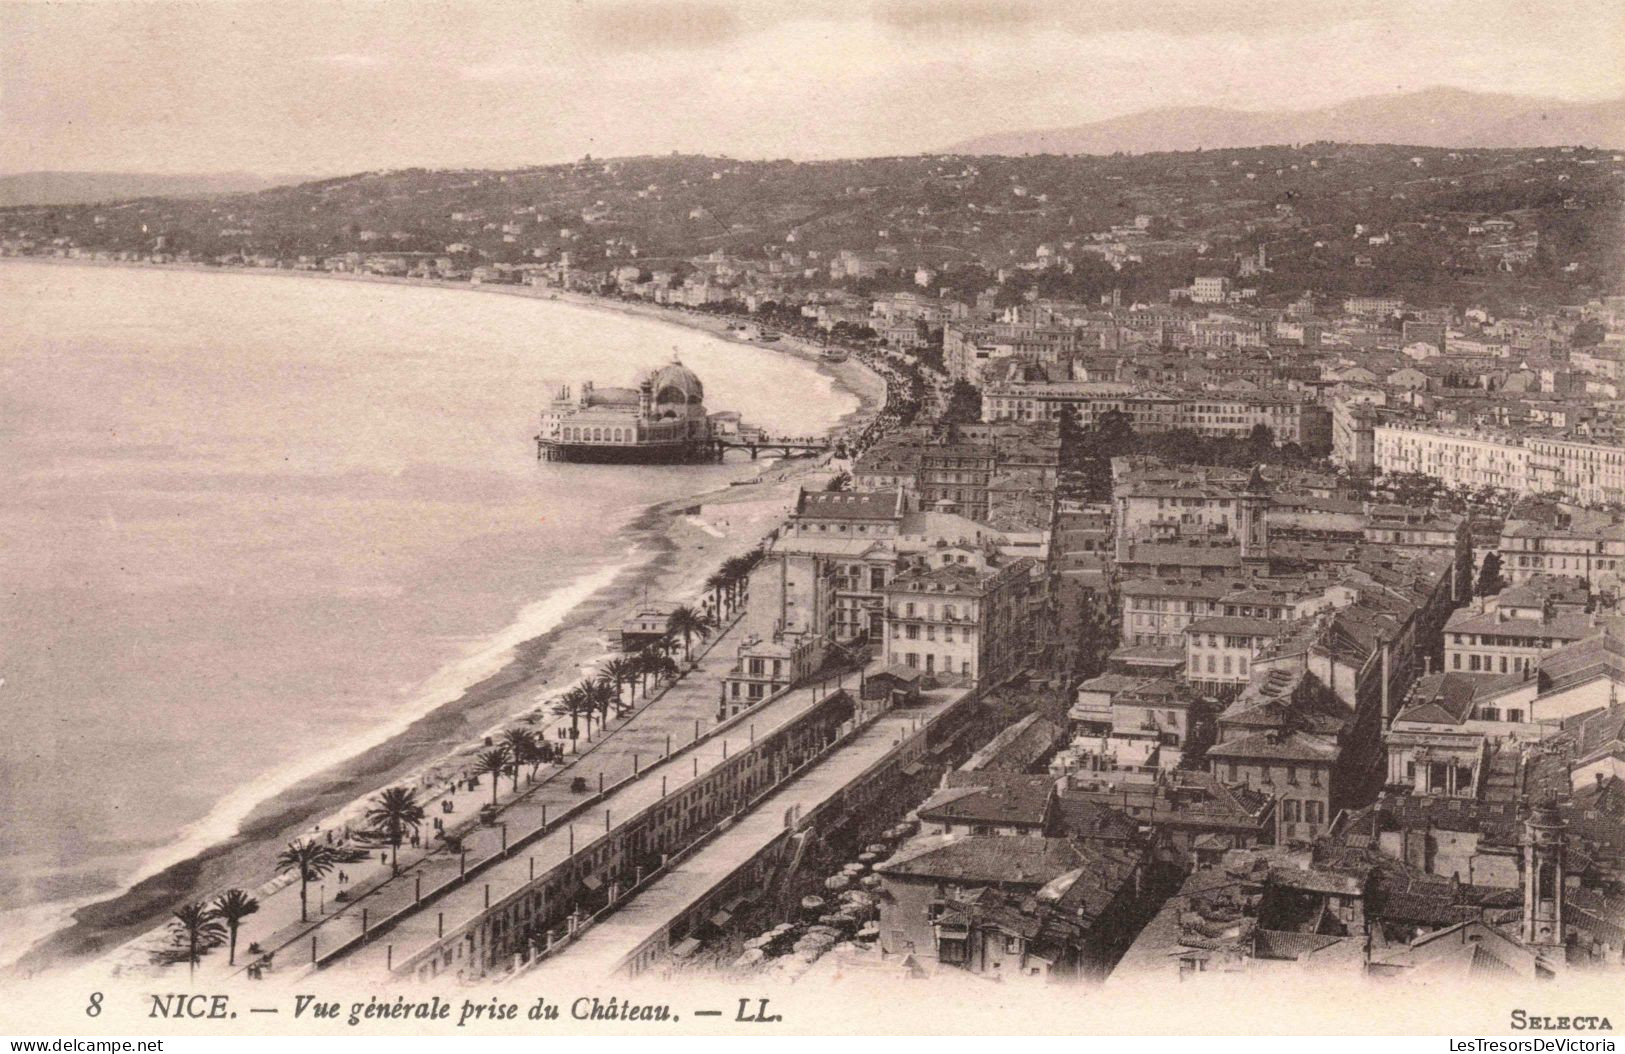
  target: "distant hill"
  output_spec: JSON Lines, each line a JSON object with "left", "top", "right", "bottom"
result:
{"left": 0, "top": 171, "right": 310, "bottom": 207}
{"left": 941, "top": 88, "right": 1625, "bottom": 156}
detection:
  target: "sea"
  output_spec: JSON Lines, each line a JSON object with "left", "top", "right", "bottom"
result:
{"left": 0, "top": 261, "right": 857, "bottom": 966}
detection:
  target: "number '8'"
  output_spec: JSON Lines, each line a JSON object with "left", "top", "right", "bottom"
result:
{"left": 86, "top": 991, "right": 104, "bottom": 1017}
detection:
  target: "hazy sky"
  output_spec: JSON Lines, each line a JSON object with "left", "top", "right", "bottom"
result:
{"left": 3, "top": 0, "right": 1622, "bottom": 175}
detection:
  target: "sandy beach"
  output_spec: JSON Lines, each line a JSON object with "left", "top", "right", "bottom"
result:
{"left": 5, "top": 259, "right": 887, "bottom": 975}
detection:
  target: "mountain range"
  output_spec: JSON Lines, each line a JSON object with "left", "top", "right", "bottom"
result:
{"left": 0, "top": 171, "right": 312, "bottom": 208}
{"left": 941, "top": 87, "right": 1625, "bottom": 156}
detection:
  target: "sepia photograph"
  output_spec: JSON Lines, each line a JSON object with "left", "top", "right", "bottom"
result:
{"left": 1, "top": 0, "right": 1623, "bottom": 1043}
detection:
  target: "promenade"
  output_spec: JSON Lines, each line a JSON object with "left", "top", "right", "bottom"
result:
{"left": 519, "top": 684, "right": 969, "bottom": 982}
{"left": 140, "top": 605, "right": 752, "bottom": 982}
{"left": 321, "top": 660, "right": 875, "bottom": 978}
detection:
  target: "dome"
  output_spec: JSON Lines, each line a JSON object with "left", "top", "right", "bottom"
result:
{"left": 642, "top": 362, "right": 705, "bottom": 407}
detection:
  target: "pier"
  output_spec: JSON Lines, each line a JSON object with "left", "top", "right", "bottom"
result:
{"left": 536, "top": 434, "right": 842, "bottom": 462}
{"left": 712, "top": 435, "right": 841, "bottom": 461}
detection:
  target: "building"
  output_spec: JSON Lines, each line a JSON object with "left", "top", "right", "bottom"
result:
{"left": 537, "top": 359, "right": 716, "bottom": 463}
{"left": 616, "top": 600, "right": 680, "bottom": 652}
{"left": 1206, "top": 667, "right": 1348, "bottom": 841}
{"left": 1184, "top": 615, "right": 1289, "bottom": 696}
{"left": 882, "top": 555, "right": 1037, "bottom": 686}
{"left": 1373, "top": 423, "right": 1530, "bottom": 494}
{"left": 916, "top": 771, "right": 1061, "bottom": 838}
{"left": 982, "top": 383, "right": 1332, "bottom": 450}
{"left": 1060, "top": 771, "right": 1275, "bottom": 867}
{"left": 1109, "top": 848, "right": 1371, "bottom": 980}
{"left": 1444, "top": 577, "right": 1614, "bottom": 676}
{"left": 1499, "top": 508, "right": 1625, "bottom": 592}
{"left": 1375, "top": 424, "right": 1625, "bottom": 508}
{"left": 1344, "top": 296, "right": 1405, "bottom": 317}
{"left": 916, "top": 442, "right": 997, "bottom": 521}
{"left": 873, "top": 834, "right": 1149, "bottom": 981}
{"left": 1191, "top": 276, "right": 1232, "bottom": 303}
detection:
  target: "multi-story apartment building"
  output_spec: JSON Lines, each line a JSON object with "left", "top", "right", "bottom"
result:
{"left": 1373, "top": 424, "right": 1530, "bottom": 493}
{"left": 1499, "top": 512, "right": 1625, "bottom": 590}
{"left": 1526, "top": 435, "right": 1625, "bottom": 508}
{"left": 1206, "top": 666, "right": 1346, "bottom": 842}
{"left": 1343, "top": 296, "right": 1405, "bottom": 317}
{"left": 1183, "top": 615, "right": 1289, "bottom": 696}
{"left": 882, "top": 554, "right": 1036, "bottom": 686}
{"left": 1375, "top": 423, "right": 1625, "bottom": 507}
{"left": 916, "top": 443, "right": 997, "bottom": 521}
{"left": 982, "top": 382, "right": 1331, "bottom": 448}
{"left": 1444, "top": 583, "right": 1616, "bottom": 677}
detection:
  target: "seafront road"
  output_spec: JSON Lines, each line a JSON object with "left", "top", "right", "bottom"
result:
{"left": 149, "top": 603, "right": 755, "bottom": 982}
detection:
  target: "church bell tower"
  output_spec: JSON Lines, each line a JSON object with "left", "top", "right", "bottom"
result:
{"left": 1237, "top": 464, "right": 1272, "bottom": 564}
{"left": 1521, "top": 800, "right": 1566, "bottom": 948}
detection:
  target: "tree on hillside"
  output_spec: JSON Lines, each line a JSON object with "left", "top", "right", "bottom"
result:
{"left": 1247, "top": 423, "right": 1276, "bottom": 462}
{"left": 1476, "top": 552, "right": 1507, "bottom": 597}
{"left": 943, "top": 380, "right": 983, "bottom": 424}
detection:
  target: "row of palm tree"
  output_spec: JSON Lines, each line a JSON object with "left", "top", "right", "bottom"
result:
{"left": 701, "top": 549, "right": 762, "bottom": 623}
{"left": 160, "top": 549, "right": 777, "bottom": 976}
{"left": 548, "top": 644, "right": 686, "bottom": 743}
{"left": 161, "top": 887, "right": 261, "bottom": 977}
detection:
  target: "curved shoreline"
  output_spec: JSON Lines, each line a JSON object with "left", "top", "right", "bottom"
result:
{"left": 0, "top": 256, "right": 889, "bottom": 437}
{"left": 4, "top": 258, "right": 885, "bottom": 975}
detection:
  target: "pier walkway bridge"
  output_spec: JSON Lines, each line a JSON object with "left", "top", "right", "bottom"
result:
{"left": 713, "top": 434, "right": 842, "bottom": 461}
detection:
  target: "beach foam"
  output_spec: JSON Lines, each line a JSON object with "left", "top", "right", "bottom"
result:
{"left": 0, "top": 553, "right": 645, "bottom": 975}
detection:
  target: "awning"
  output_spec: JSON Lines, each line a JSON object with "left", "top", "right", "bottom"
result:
{"left": 708, "top": 909, "right": 733, "bottom": 928}
{"left": 581, "top": 874, "right": 603, "bottom": 892}
{"left": 903, "top": 762, "right": 925, "bottom": 776}
{"left": 670, "top": 937, "right": 703, "bottom": 959}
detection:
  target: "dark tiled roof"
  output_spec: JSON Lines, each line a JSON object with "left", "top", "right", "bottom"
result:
{"left": 1393, "top": 671, "right": 1514, "bottom": 725}
{"left": 1207, "top": 729, "right": 1341, "bottom": 763}
{"left": 1539, "top": 630, "right": 1625, "bottom": 695}
{"left": 878, "top": 835, "right": 1098, "bottom": 888}
{"left": 920, "top": 772, "right": 1059, "bottom": 827}
{"left": 794, "top": 487, "right": 902, "bottom": 521}
{"left": 1054, "top": 797, "right": 1140, "bottom": 843}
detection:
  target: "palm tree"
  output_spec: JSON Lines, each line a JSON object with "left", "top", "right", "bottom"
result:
{"left": 474, "top": 748, "right": 509, "bottom": 807}
{"left": 275, "top": 839, "right": 338, "bottom": 923}
{"left": 721, "top": 554, "right": 751, "bottom": 612}
{"left": 632, "top": 648, "right": 658, "bottom": 696}
{"left": 704, "top": 570, "right": 729, "bottom": 619}
{"left": 666, "top": 605, "right": 713, "bottom": 662}
{"left": 590, "top": 675, "right": 620, "bottom": 722}
{"left": 643, "top": 649, "right": 679, "bottom": 687}
{"left": 364, "top": 786, "right": 426, "bottom": 875}
{"left": 551, "top": 684, "right": 592, "bottom": 741}
{"left": 499, "top": 727, "right": 537, "bottom": 791}
{"left": 169, "top": 902, "right": 227, "bottom": 981}
{"left": 600, "top": 656, "right": 637, "bottom": 705}
{"left": 211, "top": 888, "right": 260, "bottom": 966}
